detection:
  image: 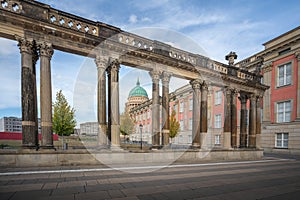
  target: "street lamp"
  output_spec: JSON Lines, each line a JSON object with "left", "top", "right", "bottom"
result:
{"left": 139, "top": 124, "right": 143, "bottom": 150}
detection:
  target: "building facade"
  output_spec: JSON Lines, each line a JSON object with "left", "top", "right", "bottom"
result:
{"left": 128, "top": 27, "right": 300, "bottom": 153}
{"left": 236, "top": 26, "right": 300, "bottom": 154}
{"left": 0, "top": 117, "right": 41, "bottom": 133}
{"left": 0, "top": 117, "right": 22, "bottom": 132}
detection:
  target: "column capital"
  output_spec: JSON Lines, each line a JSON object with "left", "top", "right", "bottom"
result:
{"left": 262, "top": 61, "right": 273, "bottom": 73}
{"left": 16, "top": 36, "right": 35, "bottom": 54}
{"left": 149, "top": 70, "right": 161, "bottom": 83}
{"left": 249, "top": 93, "right": 257, "bottom": 102}
{"left": 161, "top": 71, "right": 172, "bottom": 84}
{"left": 107, "top": 58, "right": 120, "bottom": 73}
{"left": 190, "top": 79, "right": 201, "bottom": 90}
{"left": 95, "top": 55, "right": 109, "bottom": 70}
{"left": 38, "top": 42, "right": 53, "bottom": 58}
{"left": 295, "top": 51, "right": 300, "bottom": 61}
{"left": 239, "top": 92, "right": 248, "bottom": 104}
{"left": 201, "top": 81, "right": 208, "bottom": 91}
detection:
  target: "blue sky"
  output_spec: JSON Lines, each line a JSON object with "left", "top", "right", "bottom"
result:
{"left": 0, "top": 0, "right": 299, "bottom": 125}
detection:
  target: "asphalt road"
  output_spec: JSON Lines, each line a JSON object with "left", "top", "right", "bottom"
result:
{"left": 0, "top": 155, "right": 300, "bottom": 200}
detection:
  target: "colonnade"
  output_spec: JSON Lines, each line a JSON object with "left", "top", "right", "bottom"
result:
{"left": 17, "top": 37, "right": 54, "bottom": 149}
{"left": 17, "top": 37, "right": 262, "bottom": 150}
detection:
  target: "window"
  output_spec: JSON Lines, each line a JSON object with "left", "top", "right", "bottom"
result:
{"left": 180, "top": 120, "right": 184, "bottom": 131}
{"left": 215, "top": 90, "right": 222, "bottom": 105}
{"left": 188, "top": 135, "right": 192, "bottom": 144}
{"left": 215, "top": 135, "right": 221, "bottom": 145}
{"left": 214, "top": 114, "right": 222, "bottom": 128}
{"left": 179, "top": 134, "right": 183, "bottom": 143}
{"left": 277, "top": 63, "right": 291, "bottom": 87}
{"left": 189, "top": 118, "right": 193, "bottom": 130}
{"left": 189, "top": 99, "right": 193, "bottom": 110}
{"left": 277, "top": 101, "right": 291, "bottom": 123}
{"left": 275, "top": 133, "right": 288, "bottom": 148}
{"left": 180, "top": 101, "right": 184, "bottom": 113}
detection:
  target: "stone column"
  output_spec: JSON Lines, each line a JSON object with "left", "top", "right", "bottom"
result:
{"left": 295, "top": 52, "right": 300, "bottom": 120}
{"left": 262, "top": 62, "right": 272, "bottom": 123}
{"left": 95, "top": 56, "right": 108, "bottom": 148}
{"left": 249, "top": 94, "right": 257, "bottom": 148}
{"left": 39, "top": 42, "right": 54, "bottom": 149}
{"left": 107, "top": 59, "right": 120, "bottom": 150}
{"left": 239, "top": 93, "right": 248, "bottom": 148}
{"left": 200, "top": 81, "right": 208, "bottom": 149}
{"left": 223, "top": 87, "right": 232, "bottom": 149}
{"left": 190, "top": 79, "right": 201, "bottom": 148}
{"left": 256, "top": 95, "right": 262, "bottom": 149}
{"left": 16, "top": 36, "right": 39, "bottom": 149}
{"left": 231, "top": 89, "right": 238, "bottom": 148}
{"left": 149, "top": 70, "right": 160, "bottom": 147}
{"left": 161, "top": 72, "right": 171, "bottom": 146}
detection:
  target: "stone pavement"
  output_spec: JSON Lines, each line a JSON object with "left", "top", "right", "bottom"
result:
{"left": 0, "top": 157, "right": 300, "bottom": 200}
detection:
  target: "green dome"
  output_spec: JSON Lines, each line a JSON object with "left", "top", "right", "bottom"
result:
{"left": 128, "top": 79, "right": 148, "bottom": 98}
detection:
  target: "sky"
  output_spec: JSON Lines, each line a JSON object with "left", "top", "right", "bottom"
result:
{"left": 0, "top": 0, "right": 299, "bottom": 125}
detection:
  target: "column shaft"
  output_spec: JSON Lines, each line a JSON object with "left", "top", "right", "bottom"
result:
{"left": 39, "top": 42, "right": 54, "bottom": 149}
{"left": 256, "top": 96, "right": 262, "bottom": 148}
{"left": 17, "top": 37, "right": 39, "bottom": 149}
{"left": 231, "top": 90, "right": 238, "bottom": 147}
{"left": 239, "top": 93, "right": 248, "bottom": 148}
{"left": 107, "top": 59, "right": 120, "bottom": 149}
{"left": 249, "top": 94, "right": 257, "bottom": 148}
{"left": 150, "top": 70, "right": 160, "bottom": 147}
{"left": 200, "top": 82, "right": 208, "bottom": 148}
{"left": 223, "top": 87, "right": 231, "bottom": 149}
{"left": 95, "top": 56, "right": 108, "bottom": 147}
{"left": 190, "top": 80, "right": 201, "bottom": 148}
{"left": 162, "top": 72, "right": 171, "bottom": 146}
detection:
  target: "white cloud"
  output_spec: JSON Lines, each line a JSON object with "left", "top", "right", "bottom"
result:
{"left": 129, "top": 14, "right": 138, "bottom": 23}
{"left": 0, "top": 38, "right": 17, "bottom": 56}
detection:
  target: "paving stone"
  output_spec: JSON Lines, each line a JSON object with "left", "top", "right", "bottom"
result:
{"left": 51, "top": 186, "right": 85, "bottom": 196}
{"left": 0, "top": 192, "right": 15, "bottom": 200}
{"left": 10, "top": 189, "right": 51, "bottom": 200}
{"left": 108, "top": 189, "right": 126, "bottom": 198}
{"left": 75, "top": 190, "right": 110, "bottom": 200}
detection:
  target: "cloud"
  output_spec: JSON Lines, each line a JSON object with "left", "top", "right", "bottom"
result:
{"left": 129, "top": 14, "right": 138, "bottom": 23}
{"left": 0, "top": 38, "right": 17, "bottom": 55}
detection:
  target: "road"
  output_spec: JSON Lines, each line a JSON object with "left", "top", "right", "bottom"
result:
{"left": 0, "top": 155, "right": 300, "bottom": 200}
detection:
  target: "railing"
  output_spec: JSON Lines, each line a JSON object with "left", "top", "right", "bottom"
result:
{"left": 0, "top": 0, "right": 262, "bottom": 84}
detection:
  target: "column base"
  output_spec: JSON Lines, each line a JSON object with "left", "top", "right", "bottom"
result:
{"left": 191, "top": 144, "right": 200, "bottom": 149}
{"left": 110, "top": 144, "right": 123, "bottom": 151}
{"left": 22, "top": 144, "right": 39, "bottom": 150}
{"left": 223, "top": 132, "right": 231, "bottom": 149}
{"left": 40, "top": 145, "right": 55, "bottom": 150}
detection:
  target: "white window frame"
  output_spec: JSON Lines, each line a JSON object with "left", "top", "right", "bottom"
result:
{"left": 188, "top": 135, "right": 192, "bottom": 144}
{"left": 214, "top": 114, "right": 222, "bottom": 128}
{"left": 215, "top": 135, "right": 221, "bottom": 145}
{"left": 189, "top": 118, "right": 193, "bottom": 130}
{"left": 180, "top": 120, "right": 184, "bottom": 131}
{"left": 215, "top": 90, "right": 222, "bottom": 105}
{"left": 180, "top": 101, "right": 184, "bottom": 113}
{"left": 275, "top": 133, "right": 288, "bottom": 148}
{"left": 189, "top": 98, "right": 193, "bottom": 110}
{"left": 277, "top": 100, "right": 291, "bottom": 123}
{"left": 277, "top": 62, "right": 292, "bottom": 87}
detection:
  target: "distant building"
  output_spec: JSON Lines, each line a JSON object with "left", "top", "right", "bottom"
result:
{"left": 0, "top": 117, "right": 41, "bottom": 133}
{"left": 0, "top": 117, "right": 22, "bottom": 132}
{"left": 79, "top": 122, "right": 98, "bottom": 136}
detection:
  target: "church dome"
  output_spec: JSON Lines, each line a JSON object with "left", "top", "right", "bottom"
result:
{"left": 128, "top": 79, "right": 148, "bottom": 98}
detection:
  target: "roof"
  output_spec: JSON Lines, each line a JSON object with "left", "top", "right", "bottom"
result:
{"left": 128, "top": 78, "right": 148, "bottom": 98}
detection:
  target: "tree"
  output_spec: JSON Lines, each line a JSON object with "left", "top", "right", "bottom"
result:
{"left": 120, "top": 111, "right": 134, "bottom": 140}
{"left": 53, "top": 90, "right": 76, "bottom": 136}
{"left": 169, "top": 109, "right": 180, "bottom": 141}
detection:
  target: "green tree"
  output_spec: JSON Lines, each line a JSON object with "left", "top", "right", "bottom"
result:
{"left": 120, "top": 111, "right": 134, "bottom": 140}
{"left": 169, "top": 109, "right": 180, "bottom": 141}
{"left": 53, "top": 90, "right": 76, "bottom": 136}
